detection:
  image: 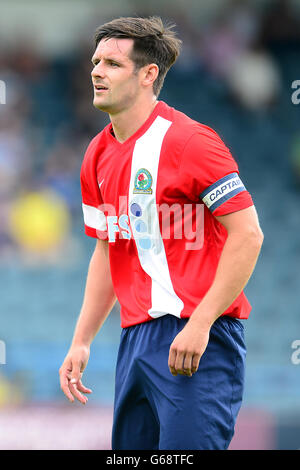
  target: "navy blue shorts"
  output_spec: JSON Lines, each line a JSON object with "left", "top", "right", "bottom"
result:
{"left": 112, "top": 314, "right": 246, "bottom": 450}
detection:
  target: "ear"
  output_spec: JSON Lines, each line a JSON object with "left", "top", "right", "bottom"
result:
{"left": 141, "top": 63, "right": 159, "bottom": 89}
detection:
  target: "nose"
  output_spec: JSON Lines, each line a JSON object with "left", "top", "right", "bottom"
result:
{"left": 91, "top": 61, "right": 105, "bottom": 79}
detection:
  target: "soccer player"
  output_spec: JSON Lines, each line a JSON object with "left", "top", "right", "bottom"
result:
{"left": 59, "top": 16, "right": 264, "bottom": 450}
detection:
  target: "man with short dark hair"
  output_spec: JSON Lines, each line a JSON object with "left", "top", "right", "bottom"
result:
{"left": 59, "top": 16, "right": 263, "bottom": 450}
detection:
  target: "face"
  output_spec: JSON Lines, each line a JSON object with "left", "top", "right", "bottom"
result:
{"left": 91, "top": 38, "right": 142, "bottom": 114}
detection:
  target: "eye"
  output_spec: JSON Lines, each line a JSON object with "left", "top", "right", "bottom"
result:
{"left": 110, "top": 61, "right": 119, "bottom": 67}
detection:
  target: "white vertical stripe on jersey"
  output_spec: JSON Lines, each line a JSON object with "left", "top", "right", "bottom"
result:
{"left": 128, "top": 116, "right": 184, "bottom": 319}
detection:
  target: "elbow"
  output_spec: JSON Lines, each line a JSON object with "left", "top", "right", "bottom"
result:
{"left": 246, "top": 225, "right": 264, "bottom": 251}
{"left": 258, "top": 227, "right": 264, "bottom": 246}
{"left": 255, "top": 225, "right": 264, "bottom": 246}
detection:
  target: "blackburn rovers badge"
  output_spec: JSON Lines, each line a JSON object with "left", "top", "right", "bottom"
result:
{"left": 133, "top": 168, "right": 153, "bottom": 194}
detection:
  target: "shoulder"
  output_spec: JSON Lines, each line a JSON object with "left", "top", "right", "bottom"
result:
{"left": 162, "top": 103, "right": 222, "bottom": 151}
{"left": 173, "top": 109, "right": 225, "bottom": 149}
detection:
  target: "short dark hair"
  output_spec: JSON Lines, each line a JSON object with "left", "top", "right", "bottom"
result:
{"left": 94, "top": 16, "right": 182, "bottom": 96}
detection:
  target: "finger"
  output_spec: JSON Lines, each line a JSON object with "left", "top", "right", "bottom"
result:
{"left": 59, "top": 370, "right": 75, "bottom": 403}
{"left": 168, "top": 347, "right": 178, "bottom": 376}
{"left": 183, "top": 353, "right": 193, "bottom": 377}
{"left": 76, "top": 379, "right": 92, "bottom": 394}
{"left": 174, "top": 349, "right": 185, "bottom": 375}
{"left": 62, "top": 381, "right": 75, "bottom": 402}
{"left": 69, "top": 381, "right": 88, "bottom": 404}
{"left": 191, "top": 354, "right": 201, "bottom": 374}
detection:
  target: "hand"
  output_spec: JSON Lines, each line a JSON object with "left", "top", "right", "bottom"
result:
{"left": 168, "top": 319, "right": 210, "bottom": 377}
{"left": 59, "top": 345, "right": 92, "bottom": 404}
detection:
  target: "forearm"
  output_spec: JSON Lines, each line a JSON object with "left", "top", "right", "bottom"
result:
{"left": 190, "top": 229, "right": 263, "bottom": 328}
{"left": 71, "top": 240, "right": 117, "bottom": 348}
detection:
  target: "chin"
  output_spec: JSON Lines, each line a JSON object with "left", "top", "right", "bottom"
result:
{"left": 93, "top": 99, "right": 110, "bottom": 112}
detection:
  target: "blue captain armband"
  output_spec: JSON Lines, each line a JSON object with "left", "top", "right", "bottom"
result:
{"left": 200, "top": 172, "right": 246, "bottom": 213}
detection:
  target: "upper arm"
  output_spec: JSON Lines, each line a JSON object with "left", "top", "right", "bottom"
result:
{"left": 95, "top": 238, "right": 109, "bottom": 257}
{"left": 215, "top": 206, "right": 264, "bottom": 239}
{"left": 91, "top": 239, "right": 112, "bottom": 281}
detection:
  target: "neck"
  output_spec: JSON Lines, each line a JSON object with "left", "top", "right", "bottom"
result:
{"left": 110, "top": 96, "right": 159, "bottom": 143}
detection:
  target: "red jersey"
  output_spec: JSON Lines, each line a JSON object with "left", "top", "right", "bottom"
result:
{"left": 80, "top": 101, "right": 254, "bottom": 327}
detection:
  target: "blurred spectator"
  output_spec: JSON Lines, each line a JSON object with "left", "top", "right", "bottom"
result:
{"left": 0, "top": 112, "right": 32, "bottom": 198}
{"left": 201, "top": 0, "right": 260, "bottom": 78}
{"left": 0, "top": 373, "right": 25, "bottom": 407}
{"left": 42, "top": 137, "right": 82, "bottom": 214}
{"left": 202, "top": 13, "right": 242, "bottom": 78}
{"left": 225, "top": 43, "right": 281, "bottom": 111}
{"left": 260, "top": 0, "right": 300, "bottom": 47}
{"left": 226, "top": 0, "right": 261, "bottom": 49}
{"left": 0, "top": 64, "right": 36, "bottom": 260}
{"left": 0, "top": 39, "right": 91, "bottom": 262}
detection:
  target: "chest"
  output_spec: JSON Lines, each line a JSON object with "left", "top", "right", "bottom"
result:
{"left": 97, "top": 142, "right": 183, "bottom": 215}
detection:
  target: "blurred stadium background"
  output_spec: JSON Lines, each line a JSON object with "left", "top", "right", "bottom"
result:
{"left": 0, "top": 0, "right": 300, "bottom": 450}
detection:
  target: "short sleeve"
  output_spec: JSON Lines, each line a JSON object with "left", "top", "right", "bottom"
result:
{"left": 179, "top": 127, "right": 253, "bottom": 216}
{"left": 80, "top": 138, "right": 108, "bottom": 239}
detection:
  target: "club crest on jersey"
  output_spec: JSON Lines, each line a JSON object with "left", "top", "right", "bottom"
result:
{"left": 133, "top": 168, "right": 153, "bottom": 194}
